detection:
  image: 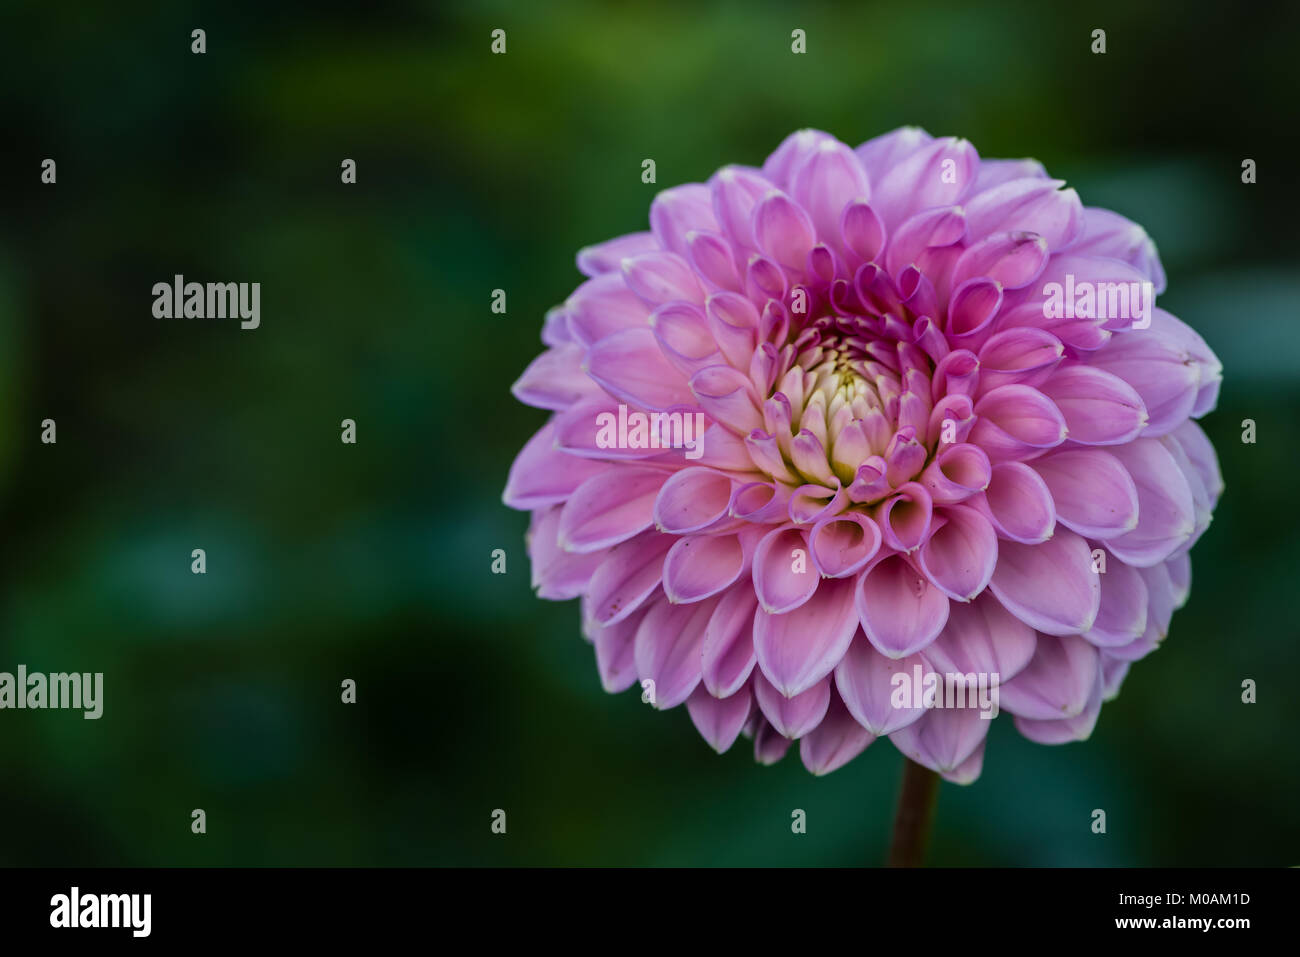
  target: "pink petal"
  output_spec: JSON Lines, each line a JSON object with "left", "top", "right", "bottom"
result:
{"left": 584, "top": 532, "right": 674, "bottom": 626}
{"left": 752, "top": 525, "right": 819, "bottom": 614}
{"left": 754, "top": 576, "right": 859, "bottom": 697}
{"left": 754, "top": 671, "right": 831, "bottom": 738}
{"left": 590, "top": 605, "right": 648, "bottom": 692}
{"left": 649, "top": 183, "right": 718, "bottom": 259}
{"left": 620, "top": 251, "right": 705, "bottom": 306}
{"left": 576, "top": 231, "right": 659, "bottom": 278}
{"left": 998, "top": 634, "right": 1099, "bottom": 720}
{"left": 686, "top": 684, "right": 753, "bottom": 753}
{"left": 1031, "top": 448, "right": 1138, "bottom": 538}
{"left": 856, "top": 554, "right": 951, "bottom": 658}
{"left": 634, "top": 596, "right": 719, "bottom": 709}
{"left": 503, "top": 421, "right": 609, "bottom": 509}
{"left": 963, "top": 177, "right": 1083, "bottom": 249}
{"left": 564, "top": 272, "right": 652, "bottom": 347}
{"left": 835, "top": 634, "right": 930, "bottom": 735}
{"left": 701, "top": 585, "right": 759, "bottom": 697}
{"left": 989, "top": 530, "right": 1101, "bottom": 636}
{"left": 973, "top": 461, "right": 1056, "bottom": 543}
{"left": 889, "top": 705, "right": 991, "bottom": 776}
{"left": 809, "top": 511, "right": 882, "bottom": 578}
{"left": 585, "top": 328, "right": 694, "bottom": 411}
{"left": 511, "top": 344, "right": 602, "bottom": 411}
{"left": 917, "top": 504, "right": 998, "bottom": 601}
{"left": 663, "top": 533, "right": 745, "bottom": 604}
{"left": 791, "top": 137, "right": 871, "bottom": 246}
{"left": 1040, "top": 365, "right": 1147, "bottom": 445}
{"left": 1101, "top": 438, "right": 1195, "bottom": 567}
{"left": 556, "top": 463, "right": 666, "bottom": 555}
{"left": 654, "top": 466, "right": 734, "bottom": 534}
{"left": 970, "top": 385, "right": 1067, "bottom": 461}
{"left": 799, "top": 691, "right": 875, "bottom": 775}
{"left": 921, "top": 591, "right": 1037, "bottom": 684}
{"left": 752, "top": 190, "right": 817, "bottom": 272}
{"left": 1080, "top": 554, "right": 1149, "bottom": 648}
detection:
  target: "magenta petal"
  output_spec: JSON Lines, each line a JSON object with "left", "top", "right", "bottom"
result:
{"left": 702, "top": 585, "right": 759, "bottom": 697}
{"left": 558, "top": 467, "right": 666, "bottom": 553}
{"left": 754, "top": 576, "right": 859, "bottom": 697}
{"left": 799, "top": 691, "right": 875, "bottom": 774}
{"left": 989, "top": 530, "right": 1101, "bottom": 636}
{"left": 889, "top": 705, "right": 991, "bottom": 776}
{"left": 663, "top": 533, "right": 745, "bottom": 604}
{"left": 754, "top": 671, "right": 831, "bottom": 738}
{"left": 584, "top": 532, "right": 674, "bottom": 626}
{"left": 1040, "top": 365, "right": 1147, "bottom": 445}
{"left": 1101, "top": 438, "right": 1195, "bottom": 567}
{"left": 1031, "top": 448, "right": 1138, "bottom": 538}
{"left": 654, "top": 466, "right": 734, "bottom": 534}
{"left": 633, "top": 595, "right": 719, "bottom": 710}
{"left": 921, "top": 591, "right": 1037, "bottom": 684}
{"left": 835, "top": 634, "right": 930, "bottom": 735}
{"left": 686, "top": 684, "right": 753, "bottom": 753}
{"left": 998, "top": 634, "right": 1099, "bottom": 720}
{"left": 585, "top": 327, "right": 694, "bottom": 411}
{"left": 856, "top": 554, "right": 950, "bottom": 658}
{"left": 752, "top": 525, "right": 818, "bottom": 613}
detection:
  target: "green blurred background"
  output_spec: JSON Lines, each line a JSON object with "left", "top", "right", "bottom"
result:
{"left": 0, "top": 0, "right": 1296, "bottom": 865}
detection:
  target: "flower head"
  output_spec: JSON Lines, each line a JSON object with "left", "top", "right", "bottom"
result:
{"left": 504, "top": 128, "right": 1223, "bottom": 782}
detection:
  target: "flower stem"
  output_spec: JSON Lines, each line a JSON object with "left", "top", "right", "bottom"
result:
{"left": 887, "top": 758, "right": 939, "bottom": 867}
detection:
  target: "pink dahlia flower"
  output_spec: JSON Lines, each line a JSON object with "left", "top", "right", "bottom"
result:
{"left": 504, "top": 127, "right": 1223, "bottom": 783}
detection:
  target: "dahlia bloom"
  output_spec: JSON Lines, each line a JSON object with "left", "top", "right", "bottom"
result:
{"left": 504, "top": 128, "right": 1222, "bottom": 783}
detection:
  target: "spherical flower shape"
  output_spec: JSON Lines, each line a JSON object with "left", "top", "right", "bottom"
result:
{"left": 503, "top": 128, "right": 1223, "bottom": 782}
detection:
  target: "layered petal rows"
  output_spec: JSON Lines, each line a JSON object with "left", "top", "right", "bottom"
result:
{"left": 505, "top": 128, "right": 1223, "bottom": 782}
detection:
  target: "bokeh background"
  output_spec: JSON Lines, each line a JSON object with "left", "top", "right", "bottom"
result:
{"left": 0, "top": 0, "right": 1296, "bottom": 865}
